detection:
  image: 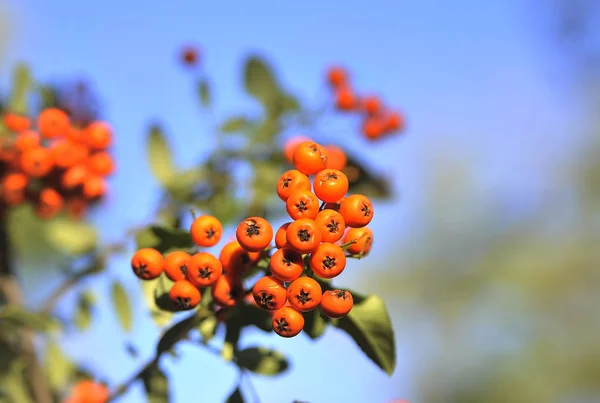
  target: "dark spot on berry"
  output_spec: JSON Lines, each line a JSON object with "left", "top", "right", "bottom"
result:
{"left": 298, "top": 229, "right": 310, "bottom": 242}
{"left": 275, "top": 318, "right": 290, "bottom": 333}
{"left": 326, "top": 220, "right": 339, "bottom": 233}
{"left": 295, "top": 201, "right": 307, "bottom": 212}
{"left": 322, "top": 256, "right": 336, "bottom": 269}
{"left": 199, "top": 267, "right": 213, "bottom": 279}
{"left": 282, "top": 178, "right": 291, "bottom": 188}
{"left": 295, "top": 289, "right": 312, "bottom": 305}
{"left": 257, "top": 291, "right": 275, "bottom": 309}
{"left": 205, "top": 227, "right": 216, "bottom": 239}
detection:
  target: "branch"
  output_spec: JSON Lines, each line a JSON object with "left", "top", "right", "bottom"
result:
{"left": 0, "top": 208, "right": 54, "bottom": 403}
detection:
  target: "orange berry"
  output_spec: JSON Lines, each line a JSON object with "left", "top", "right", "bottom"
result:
{"left": 292, "top": 141, "right": 328, "bottom": 176}
{"left": 269, "top": 247, "right": 304, "bottom": 282}
{"left": 186, "top": 252, "right": 223, "bottom": 287}
{"left": 339, "top": 194, "right": 374, "bottom": 228}
{"left": 37, "top": 108, "right": 70, "bottom": 139}
{"left": 1, "top": 173, "right": 28, "bottom": 205}
{"left": 384, "top": 111, "right": 405, "bottom": 133}
{"left": 87, "top": 152, "right": 115, "bottom": 176}
{"left": 169, "top": 280, "right": 201, "bottom": 310}
{"left": 68, "top": 380, "right": 109, "bottom": 403}
{"left": 362, "top": 95, "right": 382, "bottom": 116}
{"left": 50, "top": 140, "right": 89, "bottom": 169}
{"left": 3, "top": 113, "right": 31, "bottom": 132}
{"left": 235, "top": 217, "right": 273, "bottom": 253}
{"left": 327, "top": 66, "right": 347, "bottom": 88}
{"left": 83, "top": 121, "right": 112, "bottom": 150}
{"left": 252, "top": 275, "right": 287, "bottom": 311}
{"left": 285, "top": 189, "right": 320, "bottom": 220}
{"left": 287, "top": 276, "right": 323, "bottom": 312}
{"left": 163, "top": 251, "right": 191, "bottom": 282}
{"left": 335, "top": 87, "right": 356, "bottom": 111}
{"left": 314, "top": 209, "right": 346, "bottom": 243}
{"left": 83, "top": 175, "right": 106, "bottom": 199}
{"left": 277, "top": 169, "right": 311, "bottom": 202}
{"left": 14, "top": 130, "right": 40, "bottom": 151}
{"left": 283, "top": 136, "right": 312, "bottom": 163}
{"left": 61, "top": 165, "right": 89, "bottom": 189}
{"left": 274, "top": 222, "right": 291, "bottom": 249}
{"left": 324, "top": 145, "right": 347, "bottom": 170}
{"left": 131, "top": 248, "right": 164, "bottom": 280}
{"left": 272, "top": 306, "right": 304, "bottom": 338}
{"left": 20, "top": 146, "right": 54, "bottom": 178}
{"left": 286, "top": 218, "right": 322, "bottom": 254}
{"left": 211, "top": 274, "right": 244, "bottom": 307}
{"left": 35, "top": 188, "right": 64, "bottom": 219}
{"left": 362, "top": 117, "right": 385, "bottom": 140}
{"left": 190, "top": 215, "right": 223, "bottom": 247}
{"left": 309, "top": 242, "right": 347, "bottom": 279}
{"left": 320, "top": 289, "right": 353, "bottom": 318}
{"left": 343, "top": 227, "right": 373, "bottom": 256}
{"left": 219, "top": 240, "right": 260, "bottom": 277}
{"left": 313, "top": 169, "right": 349, "bottom": 203}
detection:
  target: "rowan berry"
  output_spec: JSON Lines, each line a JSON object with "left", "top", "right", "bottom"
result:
{"left": 3, "top": 113, "right": 30, "bottom": 132}
{"left": 190, "top": 215, "right": 223, "bottom": 247}
{"left": 20, "top": 146, "right": 54, "bottom": 178}
{"left": 283, "top": 136, "right": 311, "bottom": 163}
{"left": 286, "top": 218, "right": 322, "bottom": 253}
{"left": 274, "top": 222, "right": 291, "bottom": 249}
{"left": 87, "top": 152, "right": 115, "bottom": 176}
{"left": 67, "top": 380, "right": 109, "bottom": 403}
{"left": 272, "top": 306, "right": 304, "bottom": 338}
{"left": 163, "top": 251, "right": 191, "bottom": 282}
{"left": 14, "top": 130, "right": 40, "bottom": 151}
{"left": 335, "top": 87, "right": 356, "bottom": 111}
{"left": 50, "top": 140, "right": 89, "bottom": 169}
{"left": 186, "top": 252, "right": 223, "bottom": 287}
{"left": 219, "top": 240, "right": 260, "bottom": 277}
{"left": 269, "top": 247, "right": 304, "bottom": 282}
{"left": 131, "top": 248, "right": 164, "bottom": 280}
{"left": 313, "top": 169, "right": 348, "bottom": 203}
{"left": 35, "top": 188, "right": 64, "bottom": 219}
{"left": 285, "top": 189, "right": 320, "bottom": 220}
{"left": 287, "top": 277, "right": 322, "bottom": 312}
{"left": 83, "top": 121, "right": 112, "bottom": 150}
{"left": 326, "top": 66, "right": 347, "bottom": 88}
{"left": 292, "top": 141, "right": 328, "bottom": 175}
{"left": 37, "top": 108, "right": 70, "bottom": 138}
{"left": 309, "top": 242, "right": 346, "bottom": 279}
{"left": 1, "top": 173, "right": 27, "bottom": 205}
{"left": 343, "top": 227, "right": 373, "bottom": 256}
{"left": 324, "top": 145, "right": 347, "bottom": 170}
{"left": 385, "top": 111, "right": 405, "bottom": 133}
{"left": 211, "top": 274, "right": 244, "bottom": 307}
{"left": 362, "top": 117, "right": 385, "bottom": 140}
{"left": 314, "top": 209, "right": 345, "bottom": 243}
{"left": 83, "top": 175, "right": 106, "bottom": 199}
{"left": 236, "top": 217, "right": 273, "bottom": 252}
{"left": 252, "top": 275, "right": 287, "bottom": 311}
{"left": 362, "top": 95, "right": 382, "bottom": 116}
{"left": 339, "top": 194, "right": 374, "bottom": 228}
{"left": 169, "top": 280, "right": 201, "bottom": 310}
{"left": 320, "top": 289, "right": 353, "bottom": 318}
{"left": 277, "top": 169, "right": 311, "bottom": 202}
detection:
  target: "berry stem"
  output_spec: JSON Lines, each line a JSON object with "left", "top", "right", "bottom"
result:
{"left": 189, "top": 208, "right": 197, "bottom": 220}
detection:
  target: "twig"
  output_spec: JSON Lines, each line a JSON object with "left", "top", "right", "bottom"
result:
{"left": 0, "top": 209, "right": 54, "bottom": 403}
{"left": 40, "top": 265, "right": 99, "bottom": 315}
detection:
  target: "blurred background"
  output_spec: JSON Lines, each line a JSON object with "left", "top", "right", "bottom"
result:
{"left": 1, "top": 0, "right": 599, "bottom": 402}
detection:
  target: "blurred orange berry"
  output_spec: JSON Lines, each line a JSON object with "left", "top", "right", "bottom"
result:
{"left": 3, "top": 113, "right": 31, "bottom": 132}
{"left": 38, "top": 108, "right": 70, "bottom": 139}
{"left": 327, "top": 66, "right": 347, "bottom": 88}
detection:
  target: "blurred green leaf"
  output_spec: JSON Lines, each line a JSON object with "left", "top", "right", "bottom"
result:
{"left": 223, "top": 311, "right": 242, "bottom": 361}
{"left": 197, "top": 79, "right": 211, "bottom": 107}
{"left": 135, "top": 225, "right": 192, "bottom": 254}
{"left": 303, "top": 309, "right": 328, "bottom": 339}
{"left": 156, "top": 313, "right": 200, "bottom": 355}
{"left": 147, "top": 124, "right": 176, "bottom": 186}
{"left": 37, "top": 85, "right": 58, "bottom": 111}
{"left": 8, "top": 206, "right": 57, "bottom": 262}
{"left": 142, "top": 365, "right": 169, "bottom": 403}
{"left": 334, "top": 293, "right": 396, "bottom": 376}
{"left": 252, "top": 117, "right": 281, "bottom": 144}
{"left": 244, "top": 56, "right": 279, "bottom": 105}
{"left": 140, "top": 275, "right": 174, "bottom": 327}
{"left": 0, "top": 359, "right": 33, "bottom": 403}
{"left": 46, "top": 218, "right": 97, "bottom": 256}
{"left": 111, "top": 281, "right": 133, "bottom": 332}
{"left": 220, "top": 116, "right": 251, "bottom": 133}
{"left": 167, "top": 168, "right": 205, "bottom": 202}
{"left": 225, "top": 386, "right": 244, "bottom": 403}
{"left": 0, "top": 305, "right": 58, "bottom": 333}
{"left": 197, "top": 315, "right": 218, "bottom": 342}
{"left": 344, "top": 153, "right": 393, "bottom": 200}
{"left": 236, "top": 347, "right": 289, "bottom": 376}
{"left": 44, "top": 341, "right": 75, "bottom": 390}
{"left": 9, "top": 63, "right": 32, "bottom": 115}
{"left": 239, "top": 304, "right": 271, "bottom": 332}
{"left": 73, "top": 291, "right": 95, "bottom": 331}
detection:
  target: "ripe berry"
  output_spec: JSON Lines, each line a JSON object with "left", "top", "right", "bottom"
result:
{"left": 190, "top": 215, "right": 223, "bottom": 247}
{"left": 235, "top": 217, "right": 273, "bottom": 253}
{"left": 186, "top": 252, "right": 223, "bottom": 287}
{"left": 252, "top": 275, "right": 287, "bottom": 311}
{"left": 131, "top": 248, "right": 164, "bottom": 280}
{"left": 169, "top": 280, "right": 201, "bottom": 310}
{"left": 343, "top": 227, "right": 373, "bottom": 256}
{"left": 272, "top": 306, "right": 304, "bottom": 338}
{"left": 309, "top": 242, "right": 346, "bottom": 279}
{"left": 320, "top": 289, "right": 353, "bottom": 318}
{"left": 339, "top": 194, "right": 374, "bottom": 228}
{"left": 313, "top": 169, "right": 348, "bottom": 203}
{"left": 292, "top": 141, "right": 328, "bottom": 176}
{"left": 286, "top": 277, "right": 322, "bottom": 312}
{"left": 37, "top": 108, "right": 70, "bottom": 138}
{"left": 286, "top": 218, "right": 322, "bottom": 254}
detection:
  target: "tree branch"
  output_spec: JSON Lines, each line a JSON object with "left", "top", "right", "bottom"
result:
{"left": 0, "top": 208, "right": 54, "bottom": 403}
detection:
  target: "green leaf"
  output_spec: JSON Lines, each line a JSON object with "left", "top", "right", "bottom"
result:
{"left": 141, "top": 275, "right": 174, "bottom": 327}
{"left": 0, "top": 358, "right": 34, "bottom": 403}
{"left": 74, "top": 291, "right": 95, "bottom": 331}
{"left": 334, "top": 293, "right": 396, "bottom": 375}
{"left": 197, "top": 79, "right": 211, "bottom": 107}
{"left": 147, "top": 124, "right": 176, "bottom": 186}
{"left": 344, "top": 153, "right": 393, "bottom": 199}
{"left": 0, "top": 305, "right": 58, "bottom": 333}
{"left": 44, "top": 341, "right": 75, "bottom": 390}
{"left": 244, "top": 56, "right": 279, "bottom": 105}
{"left": 156, "top": 312, "right": 203, "bottom": 356}
{"left": 220, "top": 116, "right": 251, "bottom": 133}
{"left": 135, "top": 225, "right": 192, "bottom": 254}
{"left": 46, "top": 218, "right": 98, "bottom": 256}
{"left": 197, "top": 315, "right": 218, "bottom": 342}
{"left": 225, "top": 386, "right": 244, "bottom": 403}
{"left": 142, "top": 365, "right": 169, "bottom": 403}
{"left": 9, "top": 63, "right": 32, "bottom": 115}
{"left": 111, "top": 281, "right": 133, "bottom": 332}
{"left": 239, "top": 304, "right": 271, "bottom": 332}
{"left": 236, "top": 347, "right": 289, "bottom": 376}
{"left": 302, "top": 309, "right": 328, "bottom": 339}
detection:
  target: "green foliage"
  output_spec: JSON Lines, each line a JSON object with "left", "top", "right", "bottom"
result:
{"left": 0, "top": 305, "right": 58, "bottom": 334}
{"left": 135, "top": 225, "right": 192, "bottom": 254}
{"left": 142, "top": 365, "right": 169, "bottom": 403}
{"left": 73, "top": 291, "right": 95, "bottom": 331}
{"left": 220, "top": 116, "right": 251, "bottom": 133}
{"left": 46, "top": 218, "right": 98, "bottom": 256}
{"left": 147, "top": 124, "right": 177, "bottom": 187}
{"left": 334, "top": 293, "right": 396, "bottom": 376}
{"left": 44, "top": 341, "right": 75, "bottom": 391}
{"left": 111, "top": 281, "right": 133, "bottom": 332}
{"left": 236, "top": 347, "right": 289, "bottom": 376}
{"left": 8, "top": 63, "right": 32, "bottom": 115}
{"left": 225, "top": 386, "right": 244, "bottom": 403}
{"left": 197, "top": 79, "right": 211, "bottom": 108}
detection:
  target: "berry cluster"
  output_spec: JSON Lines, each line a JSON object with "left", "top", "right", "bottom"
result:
{"left": 326, "top": 66, "right": 405, "bottom": 141}
{"left": 0, "top": 108, "right": 114, "bottom": 219}
{"left": 130, "top": 140, "right": 373, "bottom": 338}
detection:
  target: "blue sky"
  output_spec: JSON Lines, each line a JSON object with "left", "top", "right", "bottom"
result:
{"left": 0, "top": 1, "right": 580, "bottom": 402}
